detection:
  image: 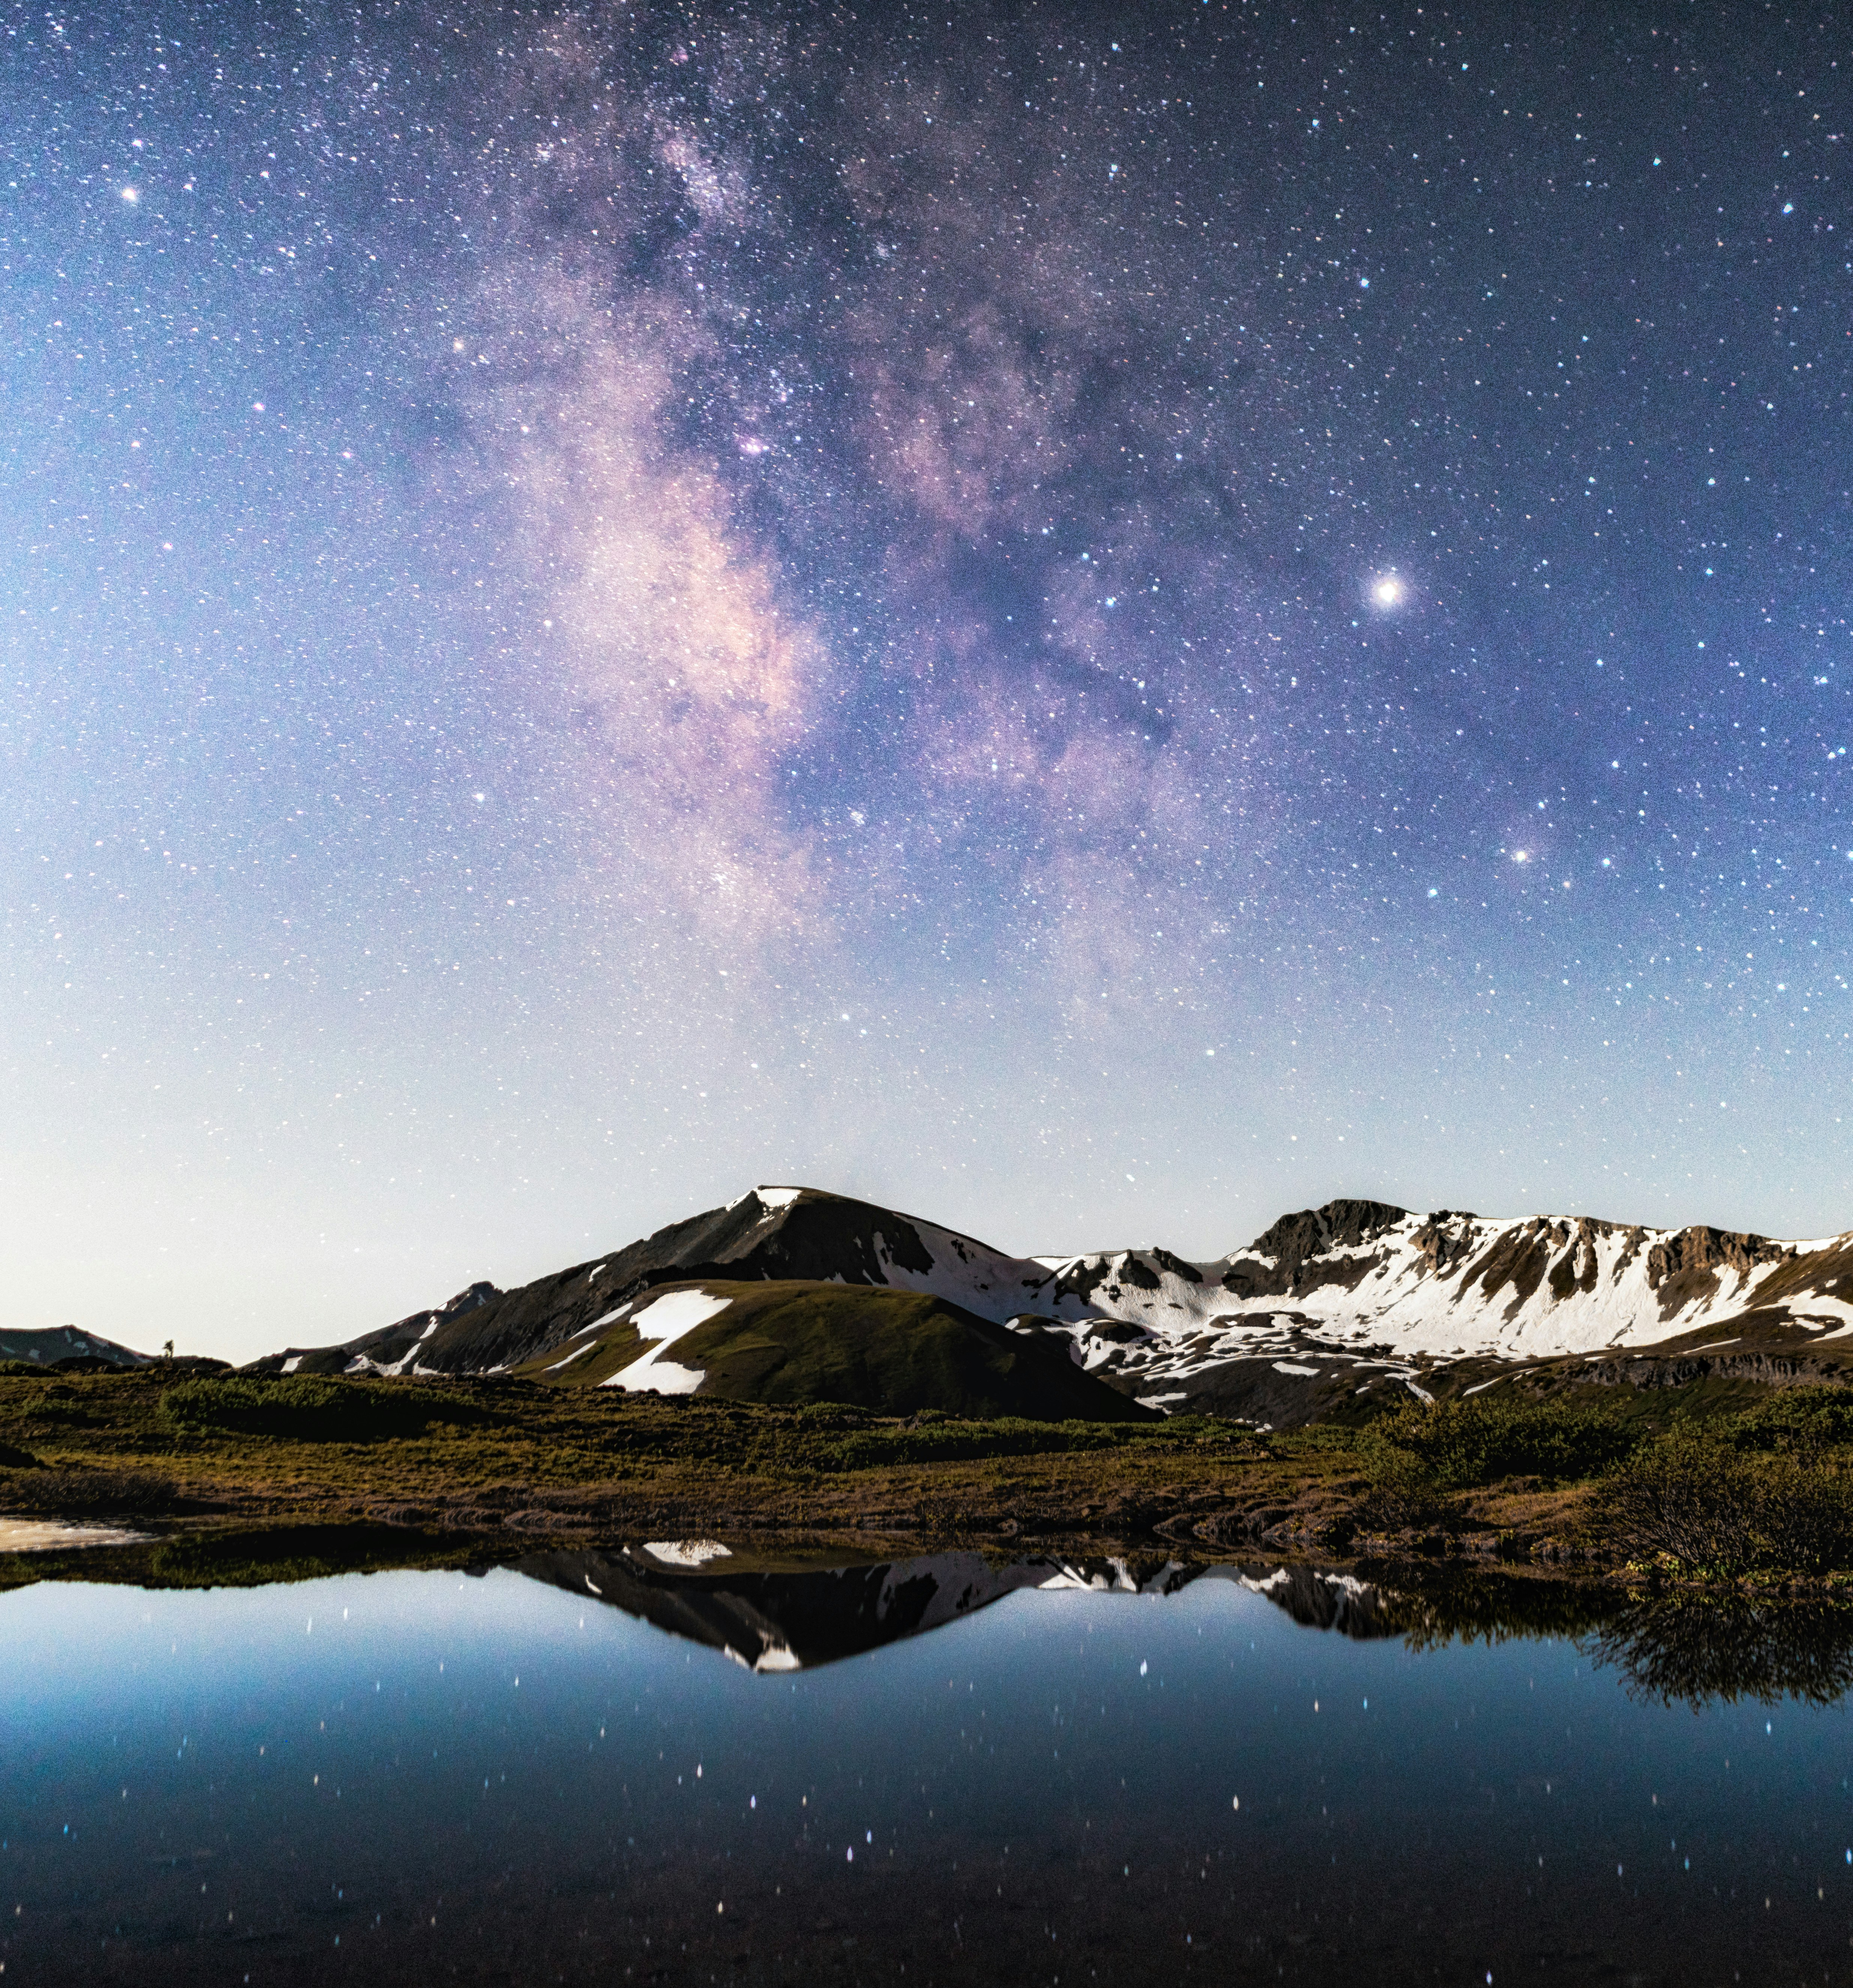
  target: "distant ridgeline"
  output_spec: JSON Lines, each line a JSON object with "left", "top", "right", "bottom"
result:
{"left": 0, "top": 1326, "right": 149, "bottom": 1370}
{"left": 244, "top": 1186, "right": 1853, "bottom": 1427}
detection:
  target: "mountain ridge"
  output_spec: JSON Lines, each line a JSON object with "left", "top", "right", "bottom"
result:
{"left": 245, "top": 1184, "right": 1853, "bottom": 1424}
{"left": 0, "top": 1325, "right": 151, "bottom": 1370}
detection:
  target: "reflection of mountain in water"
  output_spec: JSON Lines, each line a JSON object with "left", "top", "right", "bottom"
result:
{"left": 514, "top": 1546, "right": 1397, "bottom": 1671}
{"left": 1227, "top": 1563, "right": 1399, "bottom": 1639}
{"left": 518, "top": 1545, "right": 1853, "bottom": 1709}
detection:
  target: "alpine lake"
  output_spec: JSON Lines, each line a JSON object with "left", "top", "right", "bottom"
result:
{"left": 4, "top": 1534, "right": 1853, "bottom": 1987}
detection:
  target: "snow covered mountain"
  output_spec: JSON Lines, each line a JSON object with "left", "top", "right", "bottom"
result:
{"left": 250, "top": 1186, "right": 1853, "bottom": 1423}
{"left": 1025, "top": 1198, "right": 1853, "bottom": 1419}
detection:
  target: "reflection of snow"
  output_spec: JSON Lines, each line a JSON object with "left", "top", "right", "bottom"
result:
{"left": 1038, "top": 1557, "right": 1142, "bottom": 1593}
{"left": 0, "top": 1518, "right": 146, "bottom": 1552}
{"left": 642, "top": 1538, "right": 732, "bottom": 1567}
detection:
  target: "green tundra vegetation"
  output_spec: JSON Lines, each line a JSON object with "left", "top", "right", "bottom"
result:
{"left": 4, "top": 1361, "right": 1853, "bottom": 1588}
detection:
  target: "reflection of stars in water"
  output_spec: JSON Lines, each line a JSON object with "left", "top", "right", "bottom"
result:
{"left": 1370, "top": 574, "right": 1404, "bottom": 609}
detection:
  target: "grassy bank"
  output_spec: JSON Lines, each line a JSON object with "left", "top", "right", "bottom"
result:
{"left": 7, "top": 1364, "right": 1853, "bottom": 1586}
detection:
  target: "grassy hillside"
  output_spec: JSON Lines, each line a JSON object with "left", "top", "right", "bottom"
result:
{"left": 520, "top": 1280, "right": 1158, "bottom": 1422}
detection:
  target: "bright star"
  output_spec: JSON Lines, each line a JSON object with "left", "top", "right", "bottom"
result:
{"left": 120, "top": 186, "right": 139, "bottom": 204}
{"left": 1370, "top": 574, "right": 1404, "bottom": 609}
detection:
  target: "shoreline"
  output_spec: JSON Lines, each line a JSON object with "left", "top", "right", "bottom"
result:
{"left": 6, "top": 1363, "right": 1853, "bottom": 1595}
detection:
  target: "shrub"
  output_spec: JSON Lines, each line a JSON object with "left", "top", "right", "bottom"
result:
{"left": 1359, "top": 1394, "right": 1637, "bottom": 1493}
{"left": 750, "top": 1414, "right": 1142, "bottom": 1474}
{"left": 1, "top": 1467, "right": 175, "bottom": 1517}
{"left": 1592, "top": 1424, "right": 1853, "bottom": 1577}
{"left": 159, "top": 1375, "right": 482, "bottom": 1443}
{"left": 1727, "top": 1386, "right": 1853, "bottom": 1457}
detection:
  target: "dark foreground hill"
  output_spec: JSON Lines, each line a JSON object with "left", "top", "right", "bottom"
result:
{"left": 247, "top": 1186, "right": 1046, "bottom": 1383}
{"left": 505, "top": 1279, "right": 1156, "bottom": 1422}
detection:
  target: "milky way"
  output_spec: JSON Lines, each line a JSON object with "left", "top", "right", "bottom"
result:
{"left": 3, "top": 5, "right": 1850, "bottom": 1356}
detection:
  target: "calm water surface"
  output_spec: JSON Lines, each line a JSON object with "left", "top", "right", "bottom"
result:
{"left": 3, "top": 1553, "right": 1852, "bottom": 1985}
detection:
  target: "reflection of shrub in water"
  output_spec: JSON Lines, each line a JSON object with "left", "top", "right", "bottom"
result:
{"left": 1593, "top": 1425, "right": 1853, "bottom": 1577}
{"left": 1587, "top": 1594, "right": 1853, "bottom": 1709}
{"left": 1363, "top": 1568, "right": 1853, "bottom": 1708}
{"left": 1371, "top": 1567, "right": 1620, "bottom": 1654}
{"left": 148, "top": 1523, "right": 458, "bottom": 1588}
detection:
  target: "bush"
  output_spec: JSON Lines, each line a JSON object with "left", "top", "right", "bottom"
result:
{"left": 1360, "top": 1394, "right": 1637, "bottom": 1493}
{"left": 749, "top": 1413, "right": 1144, "bottom": 1474}
{"left": 159, "top": 1375, "right": 482, "bottom": 1443}
{"left": 1, "top": 1467, "right": 175, "bottom": 1517}
{"left": 1593, "top": 1424, "right": 1853, "bottom": 1578}
{"left": 1727, "top": 1386, "right": 1853, "bottom": 1457}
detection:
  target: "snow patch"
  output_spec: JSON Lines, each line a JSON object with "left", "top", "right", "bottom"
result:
{"left": 625, "top": 1360, "right": 706, "bottom": 1395}
{"left": 625, "top": 1289, "right": 731, "bottom": 1344}
{"left": 604, "top": 1288, "right": 733, "bottom": 1393}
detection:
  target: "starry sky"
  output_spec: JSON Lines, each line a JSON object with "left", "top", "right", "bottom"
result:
{"left": 3, "top": 2, "right": 1850, "bottom": 1360}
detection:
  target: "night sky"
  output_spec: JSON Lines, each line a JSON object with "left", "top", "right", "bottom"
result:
{"left": 4, "top": 3, "right": 1850, "bottom": 1360}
